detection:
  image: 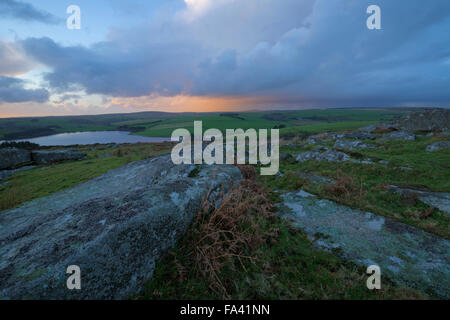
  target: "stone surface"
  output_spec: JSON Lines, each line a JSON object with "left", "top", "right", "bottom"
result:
{"left": 296, "top": 171, "right": 334, "bottom": 185}
{"left": 350, "top": 159, "right": 375, "bottom": 165}
{"left": 296, "top": 150, "right": 350, "bottom": 163}
{"left": 389, "top": 185, "right": 450, "bottom": 215}
{"left": 380, "top": 131, "right": 416, "bottom": 141}
{"left": 339, "top": 132, "right": 376, "bottom": 140}
{"left": 359, "top": 123, "right": 398, "bottom": 133}
{"left": 277, "top": 191, "right": 450, "bottom": 298}
{"left": 280, "top": 153, "right": 294, "bottom": 161}
{"left": 0, "top": 170, "right": 10, "bottom": 181}
{"left": 438, "top": 130, "right": 450, "bottom": 137}
{"left": 334, "top": 139, "right": 375, "bottom": 151}
{"left": 306, "top": 132, "right": 337, "bottom": 144}
{"left": 399, "top": 109, "right": 450, "bottom": 132}
{"left": 0, "top": 148, "right": 32, "bottom": 170}
{"left": 31, "top": 149, "right": 86, "bottom": 164}
{"left": 0, "top": 154, "right": 242, "bottom": 299}
{"left": 426, "top": 141, "right": 450, "bottom": 152}
{"left": 313, "top": 145, "right": 329, "bottom": 152}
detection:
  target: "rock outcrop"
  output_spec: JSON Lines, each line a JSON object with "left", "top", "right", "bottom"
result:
{"left": 296, "top": 171, "right": 334, "bottom": 185}
{"left": 0, "top": 154, "right": 242, "bottom": 299}
{"left": 306, "top": 132, "right": 337, "bottom": 144}
{"left": 389, "top": 185, "right": 450, "bottom": 215}
{"left": 379, "top": 131, "right": 416, "bottom": 141}
{"left": 334, "top": 139, "right": 375, "bottom": 151}
{"left": 0, "top": 148, "right": 32, "bottom": 170}
{"left": 296, "top": 150, "right": 350, "bottom": 163}
{"left": 0, "top": 147, "right": 85, "bottom": 170}
{"left": 31, "top": 149, "right": 86, "bottom": 164}
{"left": 277, "top": 190, "right": 450, "bottom": 298}
{"left": 439, "top": 130, "right": 450, "bottom": 137}
{"left": 426, "top": 141, "right": 450, "bottom": 152}
{"left": 399, "top": 109, "right": 450, "bottom": 132}
{"left": 339, "top": 132, "right": 376, "bottom": 140}
{"left": 359, "top": 123, "right": 398, "bottom": 133}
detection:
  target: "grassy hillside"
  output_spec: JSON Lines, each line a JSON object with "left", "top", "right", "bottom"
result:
{"left": 0, "top": 108, "right": 406, "bottom": 140}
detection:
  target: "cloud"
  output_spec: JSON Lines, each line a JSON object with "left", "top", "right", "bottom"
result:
{"left": 52, "top": 94, "right": 81, "bottom": 104}
{"left": 21, "top": 36, "right": 201, "bottom": 97}
{"left": 0, "top": 75, "right": 49, "bottom": 103}
{"left": 0, "top": 40, "right": 36, "bottom": 76}
{"left": 0, "top": 0, "right": 61, "bottom": 24}
{"left": 18, "top": 0, "right": 450, "bottom": 109}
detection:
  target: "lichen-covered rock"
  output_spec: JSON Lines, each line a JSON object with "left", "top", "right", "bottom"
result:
{"left": 359, "top": 123, "right": 398, "bottom": 133}
{"left": 31, "top": 149, "right": 86, "bottom": 164}
{"left": 350, "top": 158, "right": 375, "bottom": 165}
{"left": 380, "top": 131, "right": 416, "bottom": 141}
{"left": 296, "top": 150, "right": 350, "bottom": 163}
{"left": 426, "top": 141, "right": 450, "bottom": 152}
{"left": 277, "top": 191, "right": 450, "bottom": 298}
{"left": 389, "top": 185, "right": 450, "bottom": 215}
{"left": 306, "top": 132, "right": 337, "bottom": 144}
{"left": 0, "top": 148, "right": 32, "bottom": 170}
{"left": 0, "top": 154, "right": 241, "bottom": 299}
{"left": 0, "top": 170, "right": 10, "bottom": 181}
{"left": 296, "top": 171, "right": 334, "bottom": 185}
{"left": 438, "top": 130, "right": 450, "bottom": 138}
{"left": 399, "top": 109, "right": 450, "bottom": 132}
{"left": 313, "top": 145, "right": 329, "bottom": 152}
{"left": 339, "top": 132, "right": 376, "bottom": 140}
{"left": 334, "top": 139, "right": 375, "bottom": 151}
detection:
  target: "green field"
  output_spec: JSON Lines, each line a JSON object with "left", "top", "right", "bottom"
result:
{"left": 0, "top": 108, "right": 407, "bottom": 140}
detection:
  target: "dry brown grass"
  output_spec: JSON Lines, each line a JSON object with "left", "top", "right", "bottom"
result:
{"left": 324, "top": 169, "right": 366, "bottom": 202}
{"left": 373, "top": 127, "right": 396, "bottom": 134}
{"left": 404, "top": 207, "right": 434, "bottom": 220}
{"left": 173, "top": 165, "right": 277, "bottom": 299}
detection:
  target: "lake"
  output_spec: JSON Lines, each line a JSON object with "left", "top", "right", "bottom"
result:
{"left": 2, "top": 131, "right": 171, "bottom": 147}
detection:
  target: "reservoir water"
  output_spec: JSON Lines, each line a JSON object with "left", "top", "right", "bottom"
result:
{"left": 1, "top": 131, "right": 171, "bottom": 147}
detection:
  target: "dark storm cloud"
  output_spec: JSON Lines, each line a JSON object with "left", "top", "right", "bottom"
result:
{"left": 21, "top": 36, "right": 201, "bottom": 97}
{"left": 0, "top": 76, "right": 49, "bottom": 103}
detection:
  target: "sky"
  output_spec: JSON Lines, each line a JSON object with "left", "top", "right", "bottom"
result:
{"left": 0, "top": 0, "right": 450, "bottom": 117}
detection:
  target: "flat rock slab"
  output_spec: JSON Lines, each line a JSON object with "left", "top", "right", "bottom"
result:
{"left": 426, "top": 141, "right": 450, "bottom": 152}
{"left": 296, "top": 171, "right": 334, "bottom": 185}
{"left": 296, "top": 150, "right": 350, "bottom": 163}
{"left": 379, "top": 131, "right": 416, "bottom": 141}
{"left": 0, "top": 154, "right": 241, "bottom": 299}
{"left": 334, "top": 139, "right": 375, "bottom": 151}
{"left": 389, "top": 185, "right": 450, "bottom": 215}
{"left": 277, "top": 191, "right": 450, "bottom": 298}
